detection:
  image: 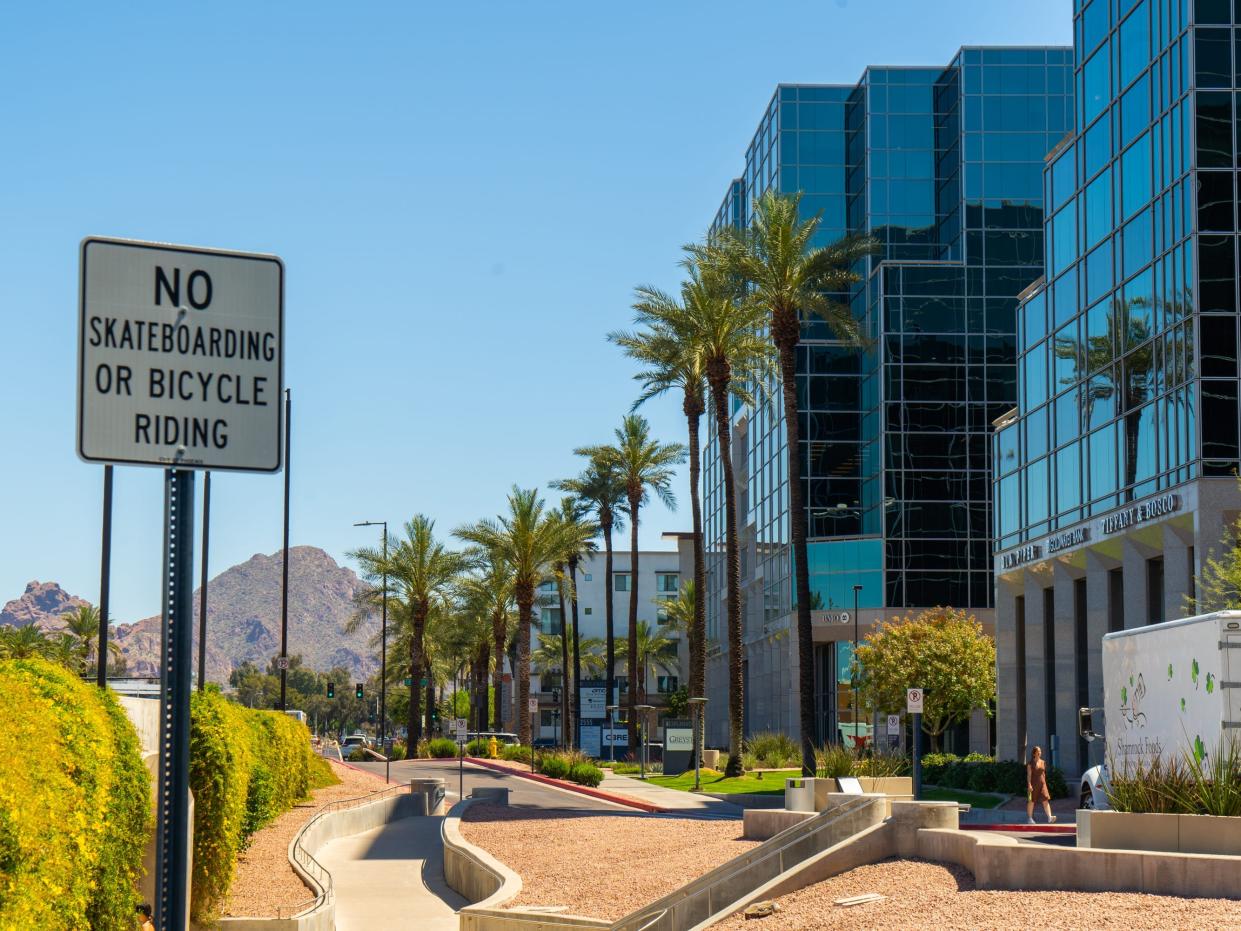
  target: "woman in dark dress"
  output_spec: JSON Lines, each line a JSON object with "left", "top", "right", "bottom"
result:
{"left": 1026, "top": 745, "right": 1056, "bottom": 824}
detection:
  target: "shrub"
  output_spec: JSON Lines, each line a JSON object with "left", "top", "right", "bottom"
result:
{"left": 0, "top": 658, "right": 149, "bottom": 930}
{"left": 745, "top": 731, "right": 800, "bottom": 769}
{"left": 388, "top": 740, "right": 408, "bottom": 761}
{"left": 568, "top": 761, "right": 604, "bottom": 787}
{"left": 465, "top": 738, "right": 490, "bottom": 757}
{"left": 922, "top": 757, "right": 1067, "bottom": 800}
{"left": 500, "top": 743, "right": 532, "bottom": 762}
{"left": 816, "top": 744, "right": 854, "bottom": 779}
{"left": 427, "top": 738, "right": 458, "bottom": 759}
{"left": 853, "top": 749, "right": 911, "bottom": 778}
{"left": 308, "top": 754, "right": 339, "bottom": 790}
{"left": 346, "top": 746, "right": 368, "bottom": 762}
{"left": 539, "top": 755, "right": 570, "bottom": 779}
{"left": 189, "top": 689, "right": 319, "bottom": 919}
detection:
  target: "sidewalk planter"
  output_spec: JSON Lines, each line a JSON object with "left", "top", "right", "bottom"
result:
{"left": 1079, "top": 810, "right": 1241, "bottom": 855}
{"left": 702, "top": 749, "right": 720, "bottom": 769}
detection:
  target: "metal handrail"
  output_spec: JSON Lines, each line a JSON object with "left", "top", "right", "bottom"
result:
{"left": 273, "top": 781, "right": 412, "bottom": 918}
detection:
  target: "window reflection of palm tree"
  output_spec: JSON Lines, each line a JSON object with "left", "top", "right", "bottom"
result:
{"left": 1053, "top": 294, "right": 1191, "bottom": 497}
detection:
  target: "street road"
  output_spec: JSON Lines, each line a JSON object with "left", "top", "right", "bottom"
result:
{"left": 351, "top": 758, "right": 629, "bottom": 812}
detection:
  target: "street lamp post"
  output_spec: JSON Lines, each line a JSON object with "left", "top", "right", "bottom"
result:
{"left": 688, "top": 696, "right": 708, "bottom": 792}
{"left": 635, "top": 704, "right": 654, "bottom": 780}
{"left": 853, "top": 584, "right": 863, "bottom": 753}
{"left": 355, "top": 520, "right": 388, "bottom": 784}
{"left": 606, "top": 704, "right": 618, "bottom": 764}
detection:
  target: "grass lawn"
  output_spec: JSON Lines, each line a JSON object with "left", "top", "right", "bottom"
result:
{"left": 645, "top": 769, "right": 801, "bottom": 795}
{"left": 920, "top": 786, "right": 1007, "bottom": 809}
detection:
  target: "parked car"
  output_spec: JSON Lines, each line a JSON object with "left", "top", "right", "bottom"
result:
{"left": 340, "top": 733, "right": 370, "bottom": 752}
{"left": 467, "top": 731, "right": 519, "bottom": 746}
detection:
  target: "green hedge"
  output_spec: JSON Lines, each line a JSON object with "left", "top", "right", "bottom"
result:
{"left": 427, "top": 738, "right": 458, "bottom": 758}
{"left": 0, "top": 657, "right": 149, "bottom": 929}
{"left": 189, "top": 690, "right": 317, "bottom": 919}
{"left": 923, "top": 754, "right": 1068, "bottom": 799}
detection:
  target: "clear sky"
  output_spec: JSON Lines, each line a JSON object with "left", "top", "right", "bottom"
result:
{"left": 0, "top": 1, "right": 1072, "bottom": 624}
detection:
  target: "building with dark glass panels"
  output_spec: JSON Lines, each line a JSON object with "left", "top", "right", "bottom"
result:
{"left": 993, "top": 0, "right": 1241, "bottom": 779}
{"left": 701, "top": 48, "right": 1073, "bottom": 752}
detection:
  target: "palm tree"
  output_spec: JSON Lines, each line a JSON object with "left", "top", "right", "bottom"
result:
{"left": 0, "top": 624, "right": 50, "bottom": 660}
{"left": 350, "top": 515, "right": 469, "bottom": 746}
{"left": 625, "top": 261, "right": 774, "bottom": 774}
{"left": 616, "top": 620, "right": 680, "bottom": 707}
{"left": 550, "top": 497, "right": 598, "bottom": 745}
{"left": 582, "top": 416, "right": 685, "bottom": 748}
{"left": 610, "top": 298, "right": 709, "bottom": 748}
{"left": 460, "top": 554, "right": 514, "bottom": 731}
{"left": 456, "top": 487, "right": 579, "bottom": 746}
{"left": 532, "top": 621, "right": 605, "bottom": 742}
{"left": 700, "top": 190, "right": 879, "bottom": 776}
{"left": 553, "top": 457, "right": 625, "bottom": 735}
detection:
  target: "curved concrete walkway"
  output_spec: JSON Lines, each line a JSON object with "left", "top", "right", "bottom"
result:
{"left": 316, "top": 814, "right": 467, "bottom": 930}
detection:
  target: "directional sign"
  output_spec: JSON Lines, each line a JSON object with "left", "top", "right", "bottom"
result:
{"left": 906, "top": 688, "right": 924, "bottom": 714}
{"left": 78, "top": 237, "right": 284, "bottom": 472}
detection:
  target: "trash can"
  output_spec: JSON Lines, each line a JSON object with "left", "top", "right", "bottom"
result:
{"left": 785, "top": 777, "right": 815, "bottom": 812}
{"left": 409, "top": 778, "right": 446, "bottom": 815}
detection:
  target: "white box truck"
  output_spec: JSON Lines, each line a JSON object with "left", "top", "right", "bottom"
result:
{"left": 1078, "top": 610, "right": 1241, "bottom": 809}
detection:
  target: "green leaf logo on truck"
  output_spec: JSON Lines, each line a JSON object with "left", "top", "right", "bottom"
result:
{"left": 1194, "top": 735, "right": 1206, "bottom": 764}
{"left": 1206, "top": 673, "right": 1215, "bottom": 694}
{"left": 1192, "top": 659, "right": 1200, "bottom": 689}
{"left": 1168, "top": 663, "right": 1174, "bottom": 680}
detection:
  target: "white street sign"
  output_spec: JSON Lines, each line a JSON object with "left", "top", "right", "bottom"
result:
{"left": 453, "top": 718, "right": 468, "bottom": 740}
{"left": 275, "top": 656, "right": 289, "bottom": 671}
{"left": 887, "top": 714, "right": 900, "bottom": 735}
{"left": 528, "top": 697, "right": 539, "bottom": 715}
{"left": 906, "top": 688, "right": 924, "bottom": 714}
{"left": 78, "top": 237, "right": 284, "bottom": 472}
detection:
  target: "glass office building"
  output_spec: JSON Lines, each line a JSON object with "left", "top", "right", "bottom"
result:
{"left": 992, "top": 0, "right": 1241, "bottom": 778}
{"left": 701, "top": 48, "right": 1073, "bottom": 751}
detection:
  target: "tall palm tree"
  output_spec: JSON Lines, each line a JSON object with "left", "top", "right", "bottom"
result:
{"left": 582, "top": 416, "right": 685, "bottom": 748}
{"left": 624, "top": 262, "right": 774, "bottom": 774}
{"left": 616, "top": 620, "right": 680, "bottom": 708}
{"left": 456, "top": 487, "right": 579, "bottom": 746}
{"left": 701, "top": 190, "right": 878, "bottom": 776}
{"left": 0, "top": 624, "right": 50, "bottom": 660}
{"left": 550, "top": 497, "right": 598, "bottom": 745}
{"left": 460, "top": 554, "right": 514, "bottom": 731}
{"left": 350, "top": 515, "right": 469, "bottom": 746}
{"left": 610, "top": 300, "right": 709, "bottom": 747}
{"left": 553, "top": 457, "right": 625, "bottom": 735}
{"left": 61, "top": 604, "right": 119, "bottom": 677}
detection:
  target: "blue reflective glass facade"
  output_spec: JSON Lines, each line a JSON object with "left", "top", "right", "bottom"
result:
{"left": 701, "top": 48, "right": 1072, "bottom": 746}
{"left": 996, "top": 0, "right": 1202, "bottom": 549}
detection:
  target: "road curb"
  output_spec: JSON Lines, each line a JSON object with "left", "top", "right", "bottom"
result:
{"left": 463, "top": 757, "right": 668, "bottom": 813}
{"left": 961, "top": 822, "right": 1076, "bottom": 834}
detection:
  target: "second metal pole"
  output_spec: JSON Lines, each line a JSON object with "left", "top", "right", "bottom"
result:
{"left": 197, "top": 471, "right": 211, "bottom": 691}
{"left": 97, "top": 465, "right": 113, "bottom": 688}
{"left": 279, "top": 389, "right": 292, "bottom": 710}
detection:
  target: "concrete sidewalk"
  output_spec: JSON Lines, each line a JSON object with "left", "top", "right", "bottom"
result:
{"left": 599, "top": 770, "right": 742, "bottom": 819}
{"left": 316, "top": 815, "right": 467, "bottom": 931}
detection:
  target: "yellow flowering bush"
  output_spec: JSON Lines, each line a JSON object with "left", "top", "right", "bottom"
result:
{"left": 0, "top": 657, "right": 149, "bottom": 930}
{"left": 189, "top": 688, "right": 316, "bottom": 920}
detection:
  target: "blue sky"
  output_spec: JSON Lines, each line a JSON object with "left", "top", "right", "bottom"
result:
{"left": 0, "top": 1, "right": 1072, "bottom": 623}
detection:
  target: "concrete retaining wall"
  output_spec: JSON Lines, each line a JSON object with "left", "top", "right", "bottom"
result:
{"left": 1079, "top": 810, "right": 1241, "bottom": 856}
{"left": 443, "top": 799, "right": 609, "bottom": 931}
{"left": 918, "top": 826, "right": 1241, "bottom": 899}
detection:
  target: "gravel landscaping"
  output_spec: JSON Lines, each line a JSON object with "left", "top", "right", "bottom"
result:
{"left": 714, "top": 858, "right": 1241, "bottom": 930}
{"left": 221, "top": 760, "right": 390, "bottom": 917}
{"left": 460, "top": 803, "right": 759, "bottom": 920}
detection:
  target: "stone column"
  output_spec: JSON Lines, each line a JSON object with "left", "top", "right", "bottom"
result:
{"left": 994, "top": 577, "right": 1021, "bottom": 764}
{"left": 1022, "top": 570, "right": 1049, "bottom": 759}
{"left": 1083, "top": 549, "right": 1115, "bottom": 769}
{"left": 1053, "top": 561, "right": 1082, "bottom": 776}
{"left": 1162, "top": 523, "right": 1193, "bottom": 620}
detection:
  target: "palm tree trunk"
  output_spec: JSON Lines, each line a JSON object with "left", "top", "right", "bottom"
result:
{"left": 602, "top": 511, "right": 616, "bottom": 743}
{"left": 492, "top": 611, "right": 507, "bottom": 732}
{"left": 685, "top": 391, "right": 706, "bottom": 757}
{"left": 627, "top": 494, "right": 641, "bottom": 752}
{"left": 410, "top": 605, "right": 426, "bottom": 746}
{"left": 516, "top": 583, "right": 535, "bottom": 746}
{"left": 774, "top": 309, "right": 818, "bottom": 777}
{"left": 708, "top": 362, "right": 745, "bottom": 776}
{"left": 569, "top": 556, "right": 582, "bottom": 749}
{"left": 425, "top": 672, "right": 434, "bottom": 737}
{"left": 557, "top": 569, "right": 570, "bottom": 747}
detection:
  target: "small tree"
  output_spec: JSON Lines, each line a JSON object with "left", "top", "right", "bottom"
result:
{"left": 855, "top": 607, "right": 995, "bottom": 751}
{"left": 1191, "top": 504, "right": 1241, "bottom": 613}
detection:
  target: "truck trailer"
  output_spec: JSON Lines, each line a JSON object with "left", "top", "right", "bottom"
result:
{"left": 1079, "top": 610, "right": 1241, "bottom": 809}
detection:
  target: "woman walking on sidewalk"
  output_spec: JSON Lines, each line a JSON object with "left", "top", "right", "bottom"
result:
{"left": 1026, "top": 745, "right": 1056, "bottom": 824}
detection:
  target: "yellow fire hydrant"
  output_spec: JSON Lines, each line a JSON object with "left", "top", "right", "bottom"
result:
{"left": 488, "top": 736, "right": 499, "bottom": 759}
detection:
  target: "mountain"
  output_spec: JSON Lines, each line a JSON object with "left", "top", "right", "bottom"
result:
{"left": 2, "top": 547, "right": 379, "bottom": 684}
{"left": 0, "top": 581, "right": 91, "bottom": 631}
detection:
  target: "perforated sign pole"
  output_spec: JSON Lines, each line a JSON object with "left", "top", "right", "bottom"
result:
{"left": 154, "top": 469, "right": 195, "bottom": 931}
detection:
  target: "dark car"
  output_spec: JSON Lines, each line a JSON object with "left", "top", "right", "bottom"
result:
{"left": 532, "top": 737, "right": 557, "bottom": 749}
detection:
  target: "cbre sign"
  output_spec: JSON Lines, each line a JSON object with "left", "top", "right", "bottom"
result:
{"left": 77, "top": 237, "right": 284, "bottom": 472}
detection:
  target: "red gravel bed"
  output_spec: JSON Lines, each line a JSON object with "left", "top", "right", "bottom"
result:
{"left": 714, "top": 858, "right": 1241, "bottom": 930}
{"left": 460, "top": 803, "right": 758, "bottom": 920}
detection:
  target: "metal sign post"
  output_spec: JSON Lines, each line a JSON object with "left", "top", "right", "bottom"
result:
{"left": 907, "top": 688, "right": 924, "bottom": 800}
{"left": 78, "top": 236, "right": 284, "bottom": 931}
{"left": 155, "top": 468, "right": 195, "bottom": 931}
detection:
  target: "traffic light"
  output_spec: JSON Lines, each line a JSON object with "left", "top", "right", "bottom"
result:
{"left": 355, "top": 683, "right": 364, "bottom": 700}
{"left": 327, "top": 682, "right": 335, "bottom": 698}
